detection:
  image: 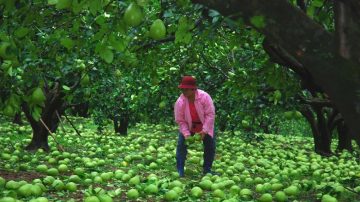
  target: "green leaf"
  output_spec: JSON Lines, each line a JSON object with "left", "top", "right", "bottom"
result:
{"left": 312, "top": 0, "right": 323, "bottom": 7}
{"left": 14, "top": 27, "right": 29, "bottom": 38}
{"left": 89, "top": 0, "right": 102, "bottom": 15}
{"left": 60, "top": 38, "right": 74, "bottom": 50}
{"left": 31, "top": 106, "right": 42, "bottom": 121}
{"left": 48, "top": 0, "right": 58, "bottom": 5}
{"left": 62, "top": 85, "right": 70, "bottom": 91}
{"left": 100, "top": 48, "right": 114, "bottom": 64}
{"left": 250, "top": 15, "right": 266, "bottom": 29}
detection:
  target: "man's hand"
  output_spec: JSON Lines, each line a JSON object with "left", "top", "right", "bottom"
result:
{"left": 199, "top": 131, "right": 206, "bottom": 140}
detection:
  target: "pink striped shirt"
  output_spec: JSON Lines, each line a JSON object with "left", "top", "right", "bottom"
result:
{"left": 174, "top": 89, "right": 215, "bottom": 138}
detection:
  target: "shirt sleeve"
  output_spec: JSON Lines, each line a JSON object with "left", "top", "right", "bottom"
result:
{"left": 174, "top": 98, "right": 191, "bottom": 137}
{"left": 202, "top": 93, "right": 215, "bottom": 135}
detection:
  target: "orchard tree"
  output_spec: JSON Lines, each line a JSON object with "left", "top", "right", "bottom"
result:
{"left": 192, "top": 0, "right": 360, "bottom": 155}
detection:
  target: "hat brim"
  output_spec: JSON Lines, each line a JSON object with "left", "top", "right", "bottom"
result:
{"left": 178, "top": 84, "right": 197, "bottom": 89}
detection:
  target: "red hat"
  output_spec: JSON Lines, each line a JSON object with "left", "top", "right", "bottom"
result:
{"left": 178, "top": 76, "right": 197, "bottom": 89}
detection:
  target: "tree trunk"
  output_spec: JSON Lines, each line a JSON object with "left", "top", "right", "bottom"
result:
{"left": 22, "top": 83, "right": 65, "bottom": 151}
{"left": 12, "top": 112, "right": 22, "bottom": 125}
{"left": 336, "top": 121, "right": 353, "bottom": 152}
{"left": 114, "top": 113, "right": 129, "bottom": 136}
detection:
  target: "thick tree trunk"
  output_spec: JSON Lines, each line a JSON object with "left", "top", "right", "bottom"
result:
{"left": 12, "top": 112, "right": 22, "bottom": 125}
{"left": 22, "top": 83, "right": 65, "bottom": 151}
{"left": 192, "top": 0, "right": 360, "bottom": 147}
{"left": 114, "top": 113, "right": 129, "bottom": 136}
{"left": 336, "top": 121, "right": 353, "bottom": 152}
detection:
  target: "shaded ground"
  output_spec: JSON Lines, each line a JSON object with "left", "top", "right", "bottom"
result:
{"left": 0, "top": 169, "right": 44, "bottom": 182}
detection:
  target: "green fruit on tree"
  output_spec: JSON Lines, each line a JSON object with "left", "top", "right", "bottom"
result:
{"left": 124, "top": 3, "right": 143, "bottom": 27}
{"left": 3, "top": 105, "right": 15, "bottom": 117}
{"left": 150, "top": 19, "right": 166, "bottom": 40}
{"left": 127, "top": 189, "right": 139, "bottom": 199}
{"left": 81, "top": 74, "right": 90, "bottom": 86}
{"left": 31, "top": 87, "right": 46, "bottom": 104}
{"left": 159, "top": 101, "right": 166, "bottom": 109}
{"left": 164, "top": 190, "right": 178, "bottom": 201}
{"left": 191, "top": 186, "right": 203, "bottom": 198}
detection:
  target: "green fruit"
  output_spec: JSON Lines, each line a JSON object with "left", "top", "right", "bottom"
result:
{"left": 31, "top": 184, "right": 43, "bottom": 196}
{"left": 127, "top": 189, "right": 139, "bottom": 199}
{"left": 33, "top": 197, "right": 48, "bottom": 202}
{"left": 284, "top": 185, "right": 299, "bottom": 196}
{"left": 271, "top": 183, "right": 283, "bottom": 191}
{"left": 169, "top": 180, "right": 183, "bottom": 189}
{"left": 36, "top": 164, "right": 48, "bottom": 173}
{"left": 97, "top": 194, "right": 113, "bottom": 202}
{"left": 150, "top": 19, "right": 166, "bottom": 40}
{"left": 240, "top": 188, "right": 252, "bottom": 198}
{"left": 274, "top": 191, "right": 288, "bottom": 202}
{"left": 129, "top": 175, "right": 140, "bottom": 186}
{"left": 144, "top": 184, "right": 158, "bottom": 194}
{"left": 17, "top": 184, "right": 33, "bottom": 197}
{"left": 124, "top": 3, "right": 143, "bottom": 27}
{"left": 199, "top": 180, "right": 212, "bottom": 190}
{"left": 321, "top": 194, "right": 338, "bottom": 202}
{"left": 81, "top": 74, "right": 90, "bottom": 86}
{"left": 259, "top": 193, "right": 272, "bottom": 202}
{"left": 69, "top": 175, "right": 81, "bottom": 183}
{"left": 43, "top": 176, "right": 55, "bottom": 185}
{"left": 3, "top": 105, "right": 15, "bottom": 117}
{"left": 159, "top": 101, "right": 166, "bottom": 109}
{"left": 149, "top": 162, "right": 158, "bottom": 169}
{"left": 58, "top": 164, "right": 68, "bottom": 172}
{"left": 84, "top": 196, "right": 100, "bottom": 202}
{"left": 31, "top": 87, "right": 46, "bottom": 104}
{"left": 0, "top": 197, "right": 16, "bottom": 202}
{"left": 191, "top": 186, "right": 203, "bottom": 198}
{"left": 100, "top": 173, "right": 111, "bottom": 181}
{"left": 52, "top": 179, "right": 65, "bottom": 191}
{"left": 213, "top": 189, "right": 225, "bottom": 198}
{"left": 164, "top": 190, "right": 178, "bottom": 201}
{"left": 5, "top": 180, "right": 19, "bottom": 189}
{"left": 66, "top": 182, "right": 77, "bottom": 192}
{"left": 47, "top": 168, "right": 59, "bottom": 176}
{"left": 121, "top": 174, "right": 131, "bottom": 182}
{"left": 74, "top": 167, "right": 85, "bottom": 176}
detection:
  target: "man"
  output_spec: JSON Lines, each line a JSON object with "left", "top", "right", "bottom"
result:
{"left": 174, "top": 75, "right": 216, "bottom": 177}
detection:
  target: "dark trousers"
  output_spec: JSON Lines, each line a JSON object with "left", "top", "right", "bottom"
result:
{"left": 176, "top": 132, "right": 216, "bottom": 174}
